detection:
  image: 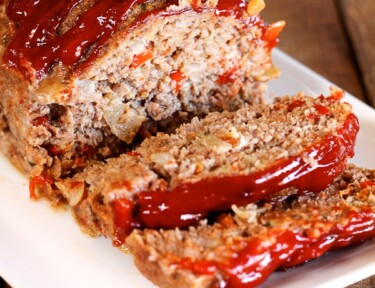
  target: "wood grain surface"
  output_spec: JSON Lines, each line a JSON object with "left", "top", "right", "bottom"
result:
{"left": 262, "top": 0, "right": 370, "bottom": 104}
{"left": 263, "top": 1, "right": 375, "bottom": 287}
{"left": 339, "top": 0, "right": 375, "bottom": 107}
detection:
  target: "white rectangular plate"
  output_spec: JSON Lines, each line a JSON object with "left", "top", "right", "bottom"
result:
{"left": 1, "top": 49, "right": 375, "bottom": 288}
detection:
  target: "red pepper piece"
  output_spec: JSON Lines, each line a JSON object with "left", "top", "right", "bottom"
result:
{"left": 31, "top": 116, "right": 49, "bottom": 126}
{"left": 287, "top": 99, "right": 306, "bottom": 112}
{"left": 170, "top": 69, "right": 186, "bottom": 92}
{"left": 29, "top": 174, "right": 54, "bottom": 200}
{"left": 263, "top": 21, "right": 286, "bottom": 50}
{"left": 217, "top": 66, "right": 238, "bottom": 85}
{"left": 131, "top": 48, "right": 154, "bottom": 69}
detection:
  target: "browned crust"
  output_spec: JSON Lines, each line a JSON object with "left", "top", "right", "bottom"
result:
{"left": 0, "top": 67, "right": 48, "bottom": 176}
{"left": 69, "top": 92, "right": 354, "bottom": 241}
{"left": 0, "top": 1, "right": 273, "bottom": 191}
{"left": 125, "top": 164, "right": 375, "bottom": 288}
{"left": 126, "top": 232, "right": 216, "bottom": 288}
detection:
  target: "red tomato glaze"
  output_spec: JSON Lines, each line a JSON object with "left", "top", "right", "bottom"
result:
{"left": 4, "top": 0, "right": 253, "bottom": 81}
{"left": 112, "top": 113, "right": 359, "bottom": 246}
{"left": 176, "top": 208, "right": 375, "bottom": 288}
{"left": 137, "top": 113, "right": 359, "bottom": 229}
{"left": 112, "top": 198, "right": 142, "bottom": 247}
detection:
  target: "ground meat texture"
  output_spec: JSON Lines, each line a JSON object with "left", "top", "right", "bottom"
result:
{"left": 0, "top": 0, "right": 282, "bottom": 192}
{"left": 126, "top": 164, "right": 375, "bottom": 288}
{"left": 64, "top": 91, "right": 358, "bottom": 244}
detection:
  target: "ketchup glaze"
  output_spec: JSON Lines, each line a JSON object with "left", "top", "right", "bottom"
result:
{"left": 112, "top": 112, "right": 359, "bottom": 245}
{"left": 176, "top": 207, "right": 375, "bottom": 288}
{"left": 137, "top": 113, "right": 358, "bottom": 228}
{"left": 3, "top": 0, "right": 263, "bottom": 81}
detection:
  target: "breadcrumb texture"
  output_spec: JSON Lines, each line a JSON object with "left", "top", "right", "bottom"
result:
{"left": 68, "top": 93, "right": 355, "bottom": 239}
{"left": 0, "top": 0, "right": 277, "bottom": 184}
{"left": 126, "top": 164, "right": 375, "bottom": 288}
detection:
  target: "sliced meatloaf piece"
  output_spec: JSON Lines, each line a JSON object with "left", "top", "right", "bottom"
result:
{"left": 126, "top": 164, "right": 375, "bottom": 288}
{"left": 0, "top": 0, "right": 283, "bottom": 184}
{"left": 57, "top": 91, "right": 359, "bottom": 245}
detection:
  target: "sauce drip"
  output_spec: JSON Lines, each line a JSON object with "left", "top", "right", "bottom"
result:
{"left": 176, "top": 208, "right": 375, "bottom": 288}
{"left": 112, "top": 198, "right": 141, "bottom": 247}
{"left": 4, "top": 0, "right": 252, "bottom": 81}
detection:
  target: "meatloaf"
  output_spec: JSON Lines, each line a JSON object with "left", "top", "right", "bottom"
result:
{"left": 0, "top": 0, "right": 283, "bottom": 186}
{"left": 126, "top": 164, "right": 375, "bottom": 288}
{"left": 57, "top": 91, "right": 359, "bottom": 246}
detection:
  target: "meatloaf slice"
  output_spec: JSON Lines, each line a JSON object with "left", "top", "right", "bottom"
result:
{"left": 58, "top": 90, "right": 359, "bottom": 245}
{"left": 0, "top": 0, "right": 283, "bottom": 184}
{"left": 126, "top": 164, "right": 375, "bottom": 288}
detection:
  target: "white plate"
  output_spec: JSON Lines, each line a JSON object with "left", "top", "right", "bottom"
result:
{"left": 1, "top": 49, "right": 375, "bottom": 288}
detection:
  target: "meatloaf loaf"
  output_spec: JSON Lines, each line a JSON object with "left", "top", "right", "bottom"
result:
{"left": 57, "top": 91, "right": 359, "bottom": 246}
{"left": 126, "top": 164, "right": 375, "bottom": 288}
{"left": 0, "top": 0, "right": 283, "bottom": 185}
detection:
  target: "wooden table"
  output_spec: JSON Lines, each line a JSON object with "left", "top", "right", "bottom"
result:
{"left": 263, "top": 1, "right": 375, "bottom": 287}
{"left": 263, "top": 0, "right": 375, "bottom": 107}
